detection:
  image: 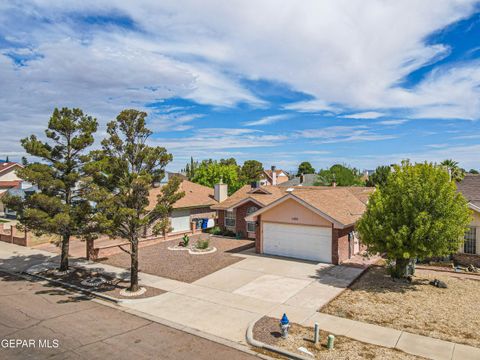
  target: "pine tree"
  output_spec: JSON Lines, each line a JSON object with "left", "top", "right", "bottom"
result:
{"left": 86, "top": 109, "right": 184, "bottom": 292}
{"left": 4, "top": 108, "right": 98, "bottom": 271}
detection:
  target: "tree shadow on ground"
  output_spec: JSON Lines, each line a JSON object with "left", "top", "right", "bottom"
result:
{"left": 336, "top": 265, "right": 425, "bottom": 294}
{"left": 0, "top": 252, "right": 128, "bottom": 303}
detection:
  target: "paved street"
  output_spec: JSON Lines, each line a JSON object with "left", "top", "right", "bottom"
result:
{"left": 0, "top": 271, "right": 258, "bottom": 360}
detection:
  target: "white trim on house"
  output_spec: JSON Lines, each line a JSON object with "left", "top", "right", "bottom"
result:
{"left": 469, "top": 202, "right": 480, "bottom": 213}
{"left": 245, "top": 193, "right": 345, "bottom": 229}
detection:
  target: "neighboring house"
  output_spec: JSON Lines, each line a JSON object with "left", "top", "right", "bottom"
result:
{"left": 146, "top": 179, "right": 219, "bottom": 237}
{"left": 0, "top": 162, "right": 30, "bottom": 218}
{"left": 211, "top": 183, "right": 373, "bottom": 264}
{"left": 457, "top": 174, "right": 480, "bottom": 259}
{"left": 278, "top": 173, "right": 319, "bottom": 187}
{"left": 259, "top": 166, "right": 289, "bottom": 186}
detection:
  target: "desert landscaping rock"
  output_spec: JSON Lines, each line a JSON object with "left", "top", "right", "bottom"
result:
{"left": 119, "top": 286, "right": 147, "bottom": 297}
{"left": 100, "top": 236, "right": 254, "bottom": 283}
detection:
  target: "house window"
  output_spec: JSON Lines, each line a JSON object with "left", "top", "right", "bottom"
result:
{"left": 246, "top": 206, "right": 258, "bottom": 233}
{"left": 225, "top": 210, "right": 235, "bottom": 227}
{"left": 464, "top": 226, "right": 477, "bottom": 254}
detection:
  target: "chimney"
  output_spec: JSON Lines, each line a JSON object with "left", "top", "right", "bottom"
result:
{"left": 271, "top": 165, "right": 277, "bottom": 186}
{"left": 214, "top": 179, "right": 228, "bottom": 203}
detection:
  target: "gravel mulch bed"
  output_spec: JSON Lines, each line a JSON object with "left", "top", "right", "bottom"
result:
{"left": 253, "top": 316, "right": 422, "bottom": 359}
{"left": 39, "top": 267, "right": 164, "bottom": 300}
{"left": 99, "top": 236, "right": 254, "bottom": 283}
{"left": 322, "top": 266, "right": 480, "bottom": 347}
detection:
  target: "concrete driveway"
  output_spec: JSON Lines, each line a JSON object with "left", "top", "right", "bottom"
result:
{"left": 124, "top": 248, "right": 364, "bottom": 344}
{"left": 0, "top": 242, "right": 365, "bottom": 346}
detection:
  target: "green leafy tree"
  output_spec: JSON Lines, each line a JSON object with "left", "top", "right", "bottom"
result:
{"left": 86, "top": 110, "right": 184, "bottom": 292}
{"left": 316, "top": 164, "right": 364, "bottom": 186}
{"left": 357, "top": 160, "right": 471, "bottom": 278}
{"left": 219, "top": 157, "right": 238, "bottom": 166}
{"left": 297, "top": 161, "right": 315, "bottom": 176}
{"left": 440, "top": 159, "right": 465, "bottom": 182}
{"left": 184, "top": 156, "right": 199, "bottom": 180}
{"left": 4, "top": 108, "right": 98, "bottom": 271}
{"left": 468, "top": 169, "right": 479, "bottom": 174}
{"left": 240, "top": 160, "right": 264, "bottom": 184}
{"left": 192, "top": 161, "right": 241, "bottom": 195}
{"left": 366, "top": 165, "right": 391, "bottom": 188}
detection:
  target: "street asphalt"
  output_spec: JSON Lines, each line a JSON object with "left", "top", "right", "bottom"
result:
{"left": 0, "top": 271, "right": 259, "bottom": 360}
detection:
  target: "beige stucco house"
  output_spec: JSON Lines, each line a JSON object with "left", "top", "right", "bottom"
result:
{"left": 456, "top": 174, "right": 480, "bottom": 263}
{"left": 212, "top": 183, "right": 373, "bottom": 264}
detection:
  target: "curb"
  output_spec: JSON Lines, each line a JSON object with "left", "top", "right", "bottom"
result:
{"left": 245, "top": 320, "right": 313, "bottom": 360}
{"left": 1, "top": 268, "right": 274, "bottom": 360}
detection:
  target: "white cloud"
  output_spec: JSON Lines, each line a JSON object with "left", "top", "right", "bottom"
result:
{"left": 1, "top": 0, "right": 479, "bottom": 162}
{"left": 342, "top": 111, "right": 386, "bottom": 119}
{"left": 377, "top": 119, "right": 409, "bottom": 126}
{"left": 296, "top": 125, "right": 397, "bottom": 143}
{"left": 243, "top": 114, "right": 289, "bottom": 126}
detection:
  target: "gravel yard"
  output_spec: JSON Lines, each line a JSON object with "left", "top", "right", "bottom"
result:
{"left": 253, "top": 316, "right": 422, "bottom": 359}
{"left": 100, "top": 236, "right": 254, "bottom": 283}
{"left": 322, "top": 265, "right": 480, "bottom": 347}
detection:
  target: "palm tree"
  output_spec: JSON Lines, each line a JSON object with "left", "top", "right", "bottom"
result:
{"left": 440, "top": 159, "right": 465, "bottom": 182}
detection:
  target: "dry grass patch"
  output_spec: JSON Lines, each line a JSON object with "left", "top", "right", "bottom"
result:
{"left": 322, "top": 266, "right": 480, "bottom": 347}
{"left": 253, "top": 316, "right": 422, "bottom": 359}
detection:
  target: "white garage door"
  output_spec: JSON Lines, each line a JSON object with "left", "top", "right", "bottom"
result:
{"left": 170, "top": 209, "right": 191, "bottom": 232}
{"left": 263, "top": 222, "right": 332, "bottom": 263}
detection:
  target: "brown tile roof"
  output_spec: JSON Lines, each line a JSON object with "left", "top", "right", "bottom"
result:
{"left": 0, "top": 180, "right": 21, "bottom": 189}
{"left": 147, "top": 179, "right": 218, "bottom": 211}
{"left": 211, "top": 185, "right": 286, "bottom": 210}
{"left": 214, "top": 184, "right": 374, "bottom": 226}
{"left": 290, "top": 187, "right": 372, "bottom": 226}
{"left": 457, "top": 174, "right": 480, "bottom": 208}
{"left": 0, "top": 162, "right": 22, "bottom": 177}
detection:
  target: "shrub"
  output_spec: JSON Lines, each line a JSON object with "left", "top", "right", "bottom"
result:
{"left": 221, "top": 229, "right": 236, "bottom": 237}
{"left": 182, "top": 234, "right": 190, "bottom": 247}
{"left": 209, "top": 226, "right": 222, "bottom": 235}
{"left": 196, "top": 238, "right": 210, "bottom": 250}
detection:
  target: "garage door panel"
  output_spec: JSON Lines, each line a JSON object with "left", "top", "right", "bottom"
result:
{"left": 263, "top": 222, "right": 331, "bottom": 263}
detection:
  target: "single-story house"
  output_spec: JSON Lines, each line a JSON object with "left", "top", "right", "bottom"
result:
{"left": 0, "top": 162, "right": 34, "bottom": 218}
{"left": 146, "top": 179, "right": 219, "bottom": 237}
{"left": 259, "top": 166, "right": 289, "bottom": 186}
{"left": 456, "top": 174, "right": 480, "bottom": 261}
{"left": 211, "top": 183, "right": 373, "bottom": 264}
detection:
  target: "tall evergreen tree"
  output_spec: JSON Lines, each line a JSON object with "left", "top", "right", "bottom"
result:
{"left": 86, "top": 109, "right": 184, "bottom": 292}
{"left": 4, "top": 108, "right": 98, "bottom": 271}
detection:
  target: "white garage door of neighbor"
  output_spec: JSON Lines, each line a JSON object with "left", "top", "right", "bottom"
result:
{"left": 170, "top": 209, "right": 191, "bottom": 232}
{"left": 263, "top": 222, "right": 332, "bottom": 263}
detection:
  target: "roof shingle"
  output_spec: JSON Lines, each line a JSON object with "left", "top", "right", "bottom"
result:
{"left": 457, "top": 174, "right": 480, "bottom": 208}
{"left": 147, "top": 179, "right": 218, "bottom": 211}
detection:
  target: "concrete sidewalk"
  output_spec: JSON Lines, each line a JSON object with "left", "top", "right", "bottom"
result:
{"left": 303, "top": 313, "right": 480, "bottom": 360}
{"left": 3, "top": 242, "right": 479, "bottom": 360}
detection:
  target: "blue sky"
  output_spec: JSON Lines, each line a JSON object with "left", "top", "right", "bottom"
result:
{"left": 1, "top": 1, "right": 480, "bottom": 173}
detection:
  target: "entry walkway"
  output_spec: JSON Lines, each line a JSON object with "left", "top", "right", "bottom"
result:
{"left": 303, "top": 313, "right": 480, "bottom": 360}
